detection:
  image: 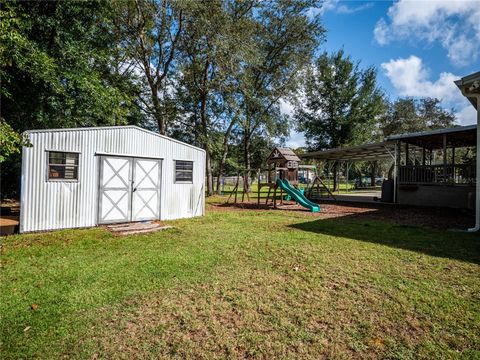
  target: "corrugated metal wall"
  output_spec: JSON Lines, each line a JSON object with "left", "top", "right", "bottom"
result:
{"left": 20, "top": 126, "right": 206, "bottom": 232}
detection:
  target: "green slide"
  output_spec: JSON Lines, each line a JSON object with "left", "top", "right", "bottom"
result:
{"left": 276, "top": 178, "right": 320, "bottom": 213}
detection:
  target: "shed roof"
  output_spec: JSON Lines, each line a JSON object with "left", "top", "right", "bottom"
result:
{"left": 24, "top": 125, "right": 205, "bottom": 152}
{"left": 267, "top": 147, "right": 301, "bottom": 163}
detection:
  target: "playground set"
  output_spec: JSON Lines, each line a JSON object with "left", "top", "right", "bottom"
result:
{"left": 226, "top": 147, "right": 336, "bottom": 213}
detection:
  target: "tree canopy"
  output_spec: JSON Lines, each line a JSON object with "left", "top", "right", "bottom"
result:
{"left": 1, "top": 1, "right": 141, "bottom": 133}
{"left": 295, "top": 50, "right": 386, "bottom": 151}
{"left": 0, "top": 0, "right": 460, "bottom": 198}
{"left": 380, "top": 97, "right": 456, "bottom": 137}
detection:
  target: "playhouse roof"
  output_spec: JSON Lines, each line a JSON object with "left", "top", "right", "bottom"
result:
{"left": 267, "top": 147, "right": 301, "bottom": 163}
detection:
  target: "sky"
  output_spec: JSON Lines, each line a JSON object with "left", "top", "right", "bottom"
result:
{"left": 285, "top": 0, "right": 480, "bottom": 148}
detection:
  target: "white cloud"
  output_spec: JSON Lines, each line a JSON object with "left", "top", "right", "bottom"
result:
{"left": 308, "top": 0, "right": 373, "bottom": 17}
{"left": 374, "top": 0, "right": 480, "bottom": 66}
{"left": 456, "top": 105, "right": 477, "bottom": 126}
{"left": 373, "top": 18, "right": 389, "bottom": 45}
{"left": 285, "top": 130, "right": 307, "bottom": 148}
{"left": 279, "top": 99, "right": 307, "bottom": 148}
{"left": 322, "top": 0, "right": 339, "bottom": 13}
{"left": 337, "top": 2, "right": 373, "bottom": 14}
{"left": 381, "top": 55, "right": 476, "bottom": 125}
{"left": 279, "top": 99, "right": 294, "bottom": 116}
{"left": 381, "top": 55, "right": 459, "bottom": 99}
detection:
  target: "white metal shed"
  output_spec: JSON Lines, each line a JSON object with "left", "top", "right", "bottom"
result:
{"left": 20, "top": 126, "right": 206, "bottom": 233}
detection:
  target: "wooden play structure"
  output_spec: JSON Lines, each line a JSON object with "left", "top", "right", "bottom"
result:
{"left": 300, "top": 165, "right": 336, "bottom": 201}
{"left": 226, "top": 147, "right": 300, "bottom": 207}
{"left": 257, "top": 147, "right": 300, "bottom": 208}
{"left": 226, "top": 147, "right": 334, "bottom": 209}
{"left": 225, "top": 170, "right": 255, "bottom": 204}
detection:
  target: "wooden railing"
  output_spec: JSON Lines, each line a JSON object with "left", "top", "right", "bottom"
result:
{"left": 399, "top": 164, "right": 475, "bottom": 185}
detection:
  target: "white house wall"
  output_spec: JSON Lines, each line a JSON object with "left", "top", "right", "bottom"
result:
{"left": 20, "top": 126, "right": 205, "bottom": 232}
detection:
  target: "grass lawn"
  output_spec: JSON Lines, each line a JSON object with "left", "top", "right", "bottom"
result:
{"left": 1, "top": 198, "right": 479, "bottom": 358}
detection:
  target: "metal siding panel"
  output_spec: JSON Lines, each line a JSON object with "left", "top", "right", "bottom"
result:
{"left": 24, "top": 142, "right": 30, "bottom": 231}
{"left": 20, "top": 127, "right": 205, "bottom": 232}
{"left": 30, "top": 134, "right": 37, "bottom": 231}
{"left": 35, "top": 134, "right": 42, "bottom": 230}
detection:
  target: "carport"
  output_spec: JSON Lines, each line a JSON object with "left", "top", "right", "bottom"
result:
{"left": 301, "top": 141, "right": 400, "bottom": 204}
{"left": 302, "top": 125, "right": 477, "bottom": 209}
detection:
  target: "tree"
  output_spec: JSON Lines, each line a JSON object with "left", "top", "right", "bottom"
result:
{"left": 379, "top": 97, "right": 458, "bottom": 181}
{"left": 212, "top": 1, "right": 258, "bottom": 195}
{"left": 1, "top": 1, "right": 142, "bottom": 197}
{"left": 380, "top": 97, "right": 456, "bottom": 137}
{"left": 113, "top": 0, "right": 186, "bottom": 135}
{"left": 239, "top": 0, "right": 325, "bottom": 191}
{"left": 173, "top": 0, "right": 322, "bottom": 195}
{"left": 0, "top": 119, "right": 27, "bottom": 163}
{"left": 295, "top": 50, "right": 386, "bottom": 190}
{"left": 1, "top": 1, "right": 140, "bottom": 133}
{"left": 175, "top": 0, "right": 256, "bottom": 195}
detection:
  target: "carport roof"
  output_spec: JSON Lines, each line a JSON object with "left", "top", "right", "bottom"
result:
{"left": 301, "top": 125, "right": 477, "bottom": 162}
{"left": 386, "top": 125, "right": 476, "bottom": 149}
{"left": 301, "top": 141, "right": 396, "bottom": 162}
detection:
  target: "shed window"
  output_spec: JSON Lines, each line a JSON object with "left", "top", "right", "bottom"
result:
{"left": 175, "top": 160, "right": 193, "bottom": 182}
{"left": 48, "top": 152, "right": 79, "bottom": 180}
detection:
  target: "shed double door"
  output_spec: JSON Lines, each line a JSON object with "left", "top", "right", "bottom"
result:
{"left": 98, "top": 156, "right": 161, "bottom": 224}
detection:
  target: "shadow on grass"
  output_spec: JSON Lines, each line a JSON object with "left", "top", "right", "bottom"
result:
{"left": 289, "top": 217, "right": 480, "bottom": 264}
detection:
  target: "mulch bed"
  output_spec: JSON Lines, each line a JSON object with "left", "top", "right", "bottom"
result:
{"left": 210, "top": 200, "right": 475, "bottom": 230}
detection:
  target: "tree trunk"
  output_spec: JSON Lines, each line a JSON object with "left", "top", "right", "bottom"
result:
{"left": 358, "top": 168, "right": 363, "bottom": 188}
{"left": 216, "top": 118, "right": 236, "bottom": 195}
{"left": 216, "top": 148, "right": 227, "bottom": 195}
{"left": 332, "top": 162, "right": 339, "bottom": 191}
{"left": 200, "top": 90, "right": 213, "bottom": 196}
{"left": 216, "top": 162, "right": 224, "bottom": 195}
{"left": 370, "top": 161, "right": 377, "bottom": 187}
{"left": 148, "top": 85, "right": 166, "bottom": 135}
{"left": 205, "top": 150, "right": 214, "bottom": 196}
{"left": 387, "top": 164, "right": 394, "bottom": 180}
{"left": 243, "top": 128, "right": 251, "bottom": 193}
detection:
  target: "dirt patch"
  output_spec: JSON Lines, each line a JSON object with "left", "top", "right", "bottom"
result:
{"left": 209, "top": 200, "right": 474, "bottom": 230}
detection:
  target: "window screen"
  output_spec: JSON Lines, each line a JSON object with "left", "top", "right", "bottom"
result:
{"left": 48, "top": 152, "right": 79, "bottom": 180}
{"left": 175, "top": 160, "right": 193, "bottom": 182}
